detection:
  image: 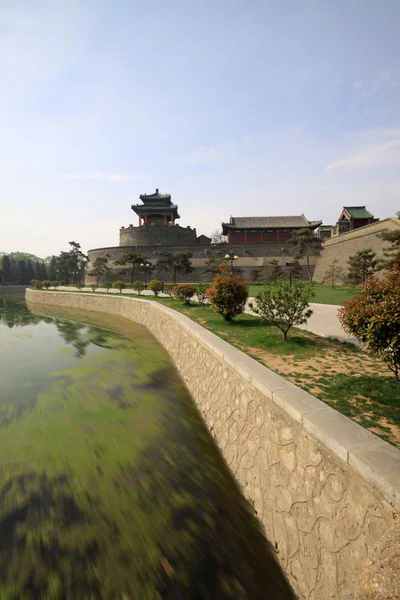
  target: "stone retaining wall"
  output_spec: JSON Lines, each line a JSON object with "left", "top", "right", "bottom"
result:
{"left": 0, "top": 285, "right": 27, "bottom": 294}
{"left": 26, "top": 290, "right": 400, "bottom": 600}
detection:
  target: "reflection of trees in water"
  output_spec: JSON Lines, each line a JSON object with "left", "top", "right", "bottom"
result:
{"left": 0, "top": 295, "right": 41, "bottom": 328}
{"left": 54, "top": 319, "right": 116, "bottom": 358}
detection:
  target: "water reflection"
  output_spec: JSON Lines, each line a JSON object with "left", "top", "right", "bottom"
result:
{"left": 0, "top": 296, "right": 295, "bottom": 599}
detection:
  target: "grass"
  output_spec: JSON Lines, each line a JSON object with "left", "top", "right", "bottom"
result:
{"left": 247, "top": 282, "right": 361, "bottom": 305}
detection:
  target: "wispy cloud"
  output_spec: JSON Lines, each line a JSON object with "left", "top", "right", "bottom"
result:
{"left": 326, "top": 129, "right": 400, "bottom": 170}
{"left": 61, "top": 172, "right": 140, "bottom": 182}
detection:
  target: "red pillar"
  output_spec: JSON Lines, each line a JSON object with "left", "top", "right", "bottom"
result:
{"left": 171, "top": 215, "right": 175, "bottom": 225}
{"left": 260, "top": 232, "right": 264, "bottom": 243}
{"left": 145, "top": 215, "right": 148, "bottom": 224}
{"left": 164, "top": 215, "right": 167, "bottom": 225}
{"left": 138, "top": 216, "right": 142, "bottom": 226}
{"left": 244, "top": 232, "right": 248, "bottom": 243}
{"left": 276, "top": 231, "right": 281, "bottom": 242}
{"left": 227, "top": 232, "right": 232, "bottom": 243}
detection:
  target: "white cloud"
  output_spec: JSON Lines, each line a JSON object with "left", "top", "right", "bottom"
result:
{"left": 326, "top": 129, "right": 400, "bottom": 170}
{"left": 61, "top": 172, "right": 140, "bottom": 182}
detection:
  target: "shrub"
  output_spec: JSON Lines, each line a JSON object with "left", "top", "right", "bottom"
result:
{"left": 51, "top": 280, "right": 59, "bottom": 289}
{"left": 75, "top": 282, "right": 84, "bottom": 291}
{"left": 102, "top": 281, "right": 112, "bottom": 293}
{"left": 249, "top": 282, "right": 314, "bottom": 340}
{"left": 206, "top": 273, "right": 248, "bottom": 321}
{"left": 339, "top": 265, "right": 400, "bottom": 381}
{"left": 164, "top": 283, "right": 174, "bottom": 298}
{"left": 173, "top": 284, "right": 196, "bottom": 304}
{"left": 90, "top": 284, "right": 97, "bottom": 293}
{"left": 42, "top": 280, "right": 52, "bottom": 290}
{"left": 196, "top": 283, "right": 209, "bottom": 309}
{"left": 112, "top": 280, "right": 126, "bottom": 293}
{"left": 148, "top": 279, "right": 163, "bottom": 296}
{"left": 132, "top": 280, "right": 145, "bottom": 295}
{"left": 31, "top": 279, "right": 43, "bottom": 290}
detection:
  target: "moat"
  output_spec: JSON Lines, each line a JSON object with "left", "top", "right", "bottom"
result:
{"left": 0, "top": 294, "right": 293, "bottom": 599}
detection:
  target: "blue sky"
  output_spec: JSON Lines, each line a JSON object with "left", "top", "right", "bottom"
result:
{"left": 1, "top": 0, "right": 399, "bottom": 256}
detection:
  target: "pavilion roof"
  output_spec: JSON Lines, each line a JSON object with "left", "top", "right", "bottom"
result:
{"left": 342, "top": 206, "right": 374, "bottom": 220}
{"left": 222, "top": 215, "right": 322, "bottom": 231}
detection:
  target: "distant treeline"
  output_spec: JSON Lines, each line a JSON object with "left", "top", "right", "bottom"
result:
{"left": 0, "top": 254, "right": 57, "bottom": 285}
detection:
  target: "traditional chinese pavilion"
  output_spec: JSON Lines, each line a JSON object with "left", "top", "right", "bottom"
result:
{"left": 331, "top": 206, "right": 378, "bottom": 237}
{"left": 222, "top": 214, "right": 322, "bottom": 244}
{"left": 131, "top": 189, "right": 180, "bottom": 226}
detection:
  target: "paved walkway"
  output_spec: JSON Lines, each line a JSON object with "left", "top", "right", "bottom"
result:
{"left": 57, "top": 287, "right": 356, "bottom": 344}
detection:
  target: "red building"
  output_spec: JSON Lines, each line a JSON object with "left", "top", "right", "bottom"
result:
{"left": 222, "top": 215, "right": 322, "bottom": 244}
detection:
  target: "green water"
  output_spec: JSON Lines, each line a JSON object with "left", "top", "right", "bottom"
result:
{"left": 0, "top": 295, "right": 293, "bottom": 599}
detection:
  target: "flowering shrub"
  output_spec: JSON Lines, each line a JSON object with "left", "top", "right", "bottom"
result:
{"left": 173, "top": 284, "right": 196, "bottom": 304}
{"left": 249, "top": 282, "right": 314, "bottom": 340}
{"left": 339, "top": 265, "right": 400, "bottom": 381}
{"left": 148, "top": 280, "right": 163, "bottom": 296}
{"left": 206, "top": 273, "right": 248, "bottom": 320}
{"left": 112, "top": 280, "right": 126, "bottom": 293}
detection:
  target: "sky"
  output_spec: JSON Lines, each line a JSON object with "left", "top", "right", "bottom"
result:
{"left": 1, "top": 0, "right": 399, "bottom": 257}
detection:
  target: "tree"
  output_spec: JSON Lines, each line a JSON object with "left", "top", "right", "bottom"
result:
{"left": 284, "top": 260, "right": 302, "bottom": 284}
{"left": 377, "top": 229, "right": 400, "bottom": 271}
{"left": 210, "top": 230, "right": 227, "bottom": 244}
{"left": 339, "top": 265, "right": 400, "bottom": 381}
{"left": 88, "top": 257, "right": 109, "bottom": 286}
{"left": 156, "top": 251, "right": 193, "bottom": 284}
{"left": 112, "top": 281, "right": 126, "bottom": 293}
{"left": 26, "top": 260, "right": 35, "bottom": 285}
{"left": 56, "top": 252, "right": 73, "bottom": 284}
{"left": 323, "top": 258, "right": 344, "bottom": 288}
{"left": 249, "top": 282, "right": 314, "bottom": 340}
{"left": 16, "top": 260, "right": 27, "bottom": 285}
{"left": 206, "top": 272, "right": 248, "bottom": 321}
{"left": 2, "top": 255, "right": 12, "bottom": 284}
{"left": 289, "top": 229, "right": 322, "bottom": 281}
{"left": 347, "top": 249, "right": 377, "bottom": 285}
{"left": 147, "top": 279, "right": 163, "bottom": 296}
{"left": 196, "top": 283, "right": 209, "bottom": 309}
{"left": 173, "top": 284, "right": 196, "bottom": 304}
{"left": 68, "top": 241, "right": 87, "bottom": 283}
{"left": 75, "top": 282, "right": 84, "bottom": 291}
{"left": 396, "top": 210, "right": 400, "bottom": 219}
{"left": 38, "top": 262, "right": 48, "bottom": 281}
{"left": 114, "top": 252, "right": 144, "bottom": 285}
{"left": 102, "top": 281, "right": 112, "bottom": 293}
{"left": 164, "top": 283, "right": 174, "bottom": 298}
{"left": 48, "top": 256, "right": 57, "bottom": 280}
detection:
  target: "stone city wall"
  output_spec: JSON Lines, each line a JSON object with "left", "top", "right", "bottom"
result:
{"left": 313, "top": 217, "right": 400, "bottom": 283}
{"left": 119, "top": 223, "right": 198, "bottom": 247}
{"left": 87, "top": 243, "right": 319, "bottom": 284}
{"left": 26, "top": 289, "right": 400, "bottom": 600}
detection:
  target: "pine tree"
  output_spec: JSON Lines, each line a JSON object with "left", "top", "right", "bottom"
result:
{"left": 289, "top": 229, "right": 322, "bottom": 281}
{"left": 39, "top": 262, "right": 48, "bottom": 280}
{"left": 17, "top": 260, "right": 27, "bottom": 285}
{"left": 2, "top": 255, "right": 12, "bottom": 284}
{"left": 377, "top": 229, "right": 400, "bottom": 271}
{"left": 323, "top": 259, "right": 344, "bottom": 288}
{"left": 347, "top": 249, "right": 377, "bottom": 285}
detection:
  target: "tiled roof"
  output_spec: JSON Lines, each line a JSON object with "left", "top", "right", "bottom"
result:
{"left": 225, "top": 215, "right": 321, "bottom": 228}
{"left": 343, "top": 206, "right": 374, "bottom": 219}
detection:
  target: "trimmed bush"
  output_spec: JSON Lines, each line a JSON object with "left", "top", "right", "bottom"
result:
{"left": 249, "top": 282, "right": 314, "bottom": 340}
{"left": 339, "top": 264, "right": 400, "bottom": 381}
{"left": 102, "top": 281, "right": 112, "bottom": 293}
{"left": 132, "top": 280, "right": 145, "bottom": 295}
{"left": 75, "top": 282, "right": 84, "bottom": 291}
{"left": 112, "top": 280, "right": 126, "bottom": 293}
{"left": 173, "top": 284, "right": 196, "bottom": 304}
{"left": 51, "top": 281, "right": 59, "bottom": 289}
{"left": 206, "top": 274, "right": 248, "bottom": 321}
{"left": 90, "top": 284, "right": 97, "bottom": 292}
{"left": 148, "top": 280, "right": 163, "bottom": 296}
{"left": 42, "top": 280, "right": 52, "bottom": 290}
{"left": 196, "top": 283, "right": 209, "bottom": 309}
{"left": 31, "top": 279, "right": 43, "bottom": 290}
{"left": 164, "top": 283, "right": 174, "bottom": 298}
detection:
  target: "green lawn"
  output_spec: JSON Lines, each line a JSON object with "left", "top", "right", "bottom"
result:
{"left": 248, "top": 282, "right": 361, "bottom": 305}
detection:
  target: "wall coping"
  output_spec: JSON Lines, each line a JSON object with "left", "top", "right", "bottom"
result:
{"left": 26, "top": 289, "right": 400, "bottom": 514}
{"left": 323, "top": 217, "right": 400, "bottom": 247}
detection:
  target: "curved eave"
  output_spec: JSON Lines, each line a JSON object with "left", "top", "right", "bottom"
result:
{"left": 222, "top": 222, "right": 322, "bottom": 234}
{"left": 131, "top": 204, "right": 180, "bottom": 218}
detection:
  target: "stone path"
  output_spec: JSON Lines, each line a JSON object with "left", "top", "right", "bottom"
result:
{"left": 57, "top": 287, "right": 356, "bottom": 344}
